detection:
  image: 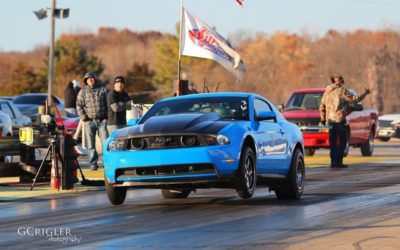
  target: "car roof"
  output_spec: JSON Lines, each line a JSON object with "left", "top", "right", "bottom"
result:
{"left": 160, "top": 92, "right": 259, "bottom": 102}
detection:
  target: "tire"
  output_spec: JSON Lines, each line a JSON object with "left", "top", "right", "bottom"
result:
{"left": 236, "top": 146, "right": 256, "bottom": 199}
{"left": 274, "top": 149, "right": 305, "bottom": 200}
{"left": 161, "top": 189, "right": 191, "bottom": 199}
{"left": 304, "top": 148, "right": 315, "bottom": 156}
{"left": 378, "top": 137, "right": 390, "bottom": 142}
{"left": 105, "top": 177, "right": 127, "bottom": 205}
{"left": 0, "top": 155, "right": 12, "bottom": 163}
{"left": 361, "top": 130, "right": 374, "bottom": 156}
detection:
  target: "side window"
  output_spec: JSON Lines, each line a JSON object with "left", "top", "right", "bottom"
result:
{"left": 0, "top": 103, "right": 15, "bottom": 119}
{"left": 254, "top": 99, "right": 273, "bottom": 121}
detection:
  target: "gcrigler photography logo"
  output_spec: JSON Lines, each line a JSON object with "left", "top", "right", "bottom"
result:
{"left": 17, "top": 226, "right": 81, "bottom": 244}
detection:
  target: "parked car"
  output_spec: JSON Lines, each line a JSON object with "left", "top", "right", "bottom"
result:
{"left": 0, "top": 96, "right": 14, "bottom": 101}
{"left": 103, "top": 92, "right": 305, "bottom": 205}
{"left": 281, "top": 88, "right": 378, "bottom": 156}
{"left": 378, "top": 114, "right": 400, "bottom": 142}
{"left": 0, "top": 111, "right": 13, "bottom": 162}
{"left": 12, "top": 93, "right": 64, "bottom": 123}
{"left": 0, "top": 99, "right": 31, "bottom": 136}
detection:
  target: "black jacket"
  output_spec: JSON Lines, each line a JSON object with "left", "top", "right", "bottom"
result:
{"left": 64, "top": 82, "right": 80, "bottom": 108}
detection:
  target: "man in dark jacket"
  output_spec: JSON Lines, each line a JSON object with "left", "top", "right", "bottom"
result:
{"left": 64, "top": 80, "right": 80, "bottom": 116}
{"left": 107, "top": 76, "right": 131, "bottom": 135}
{"left": 76, "top": 72, "right": 109, "bottom": 170}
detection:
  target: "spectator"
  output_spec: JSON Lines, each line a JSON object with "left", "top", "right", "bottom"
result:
{"left": 76, "top": 72, "right": 109, "bottom": 171}
{"left": 107, "top": 76, "right": 132, "bottom": 135}
{"left": 64, "top": 80, "right": 80, "bottom": 117}
{"left": 319, "top": 73, "right": 370, "bottom": 168}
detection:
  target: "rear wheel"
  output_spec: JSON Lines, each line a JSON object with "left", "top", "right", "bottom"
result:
{"left": 378, "top": 137, "right": 390, "bottom": 142}
{"left": 274, "top": 149, "right": 305, "bottom": 199}
{"left": 236, "top": 146, "right": 256, "bottom": 199}
{"left": 361, "top": 130, "right": 374, "bottom": 156}
{"left": 161, "top": 189, "right": 191, "bottom": 199}
{"left": 304, "top": 148, "right": 315, "bottom": 156}
{"left": 105, "top": 178, "right": 127, "bottom": 205}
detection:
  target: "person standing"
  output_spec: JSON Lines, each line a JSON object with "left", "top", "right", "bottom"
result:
{"left": 76, "top": 72, "right": 109, "bottom": 170}
{"left": 64, "top": 80, "right": 80, "bottom": 117}
{"left": 107, "top": 76, "right": 132, "bottom": 135}
{"left": 319, "top": 74, "right": 370, "bottom": 168}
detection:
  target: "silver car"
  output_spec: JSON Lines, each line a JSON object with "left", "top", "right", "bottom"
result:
{"left": 0, "top": 111, "right": 13, "bottom": 162}
{"left": 0, "top": 99, "right": 31, "bottom": 136}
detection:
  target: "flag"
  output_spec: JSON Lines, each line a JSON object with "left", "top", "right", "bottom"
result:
{"left": 180, "top": 8, "right": 245, "bottom": 80}
{"left": 236, "top": 0, "right": 244, "bottom": 8}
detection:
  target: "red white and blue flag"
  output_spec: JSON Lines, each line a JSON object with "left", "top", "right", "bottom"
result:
{"left": 236, "top": 0, "right": 244, "bottom": 8}
{"left": 180, "top": 8, "right": 245, "bottom": 80}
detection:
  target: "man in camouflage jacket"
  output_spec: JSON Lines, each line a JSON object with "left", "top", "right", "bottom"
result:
{"left": 77, "top": 72, "right": 109, "bottom": 170}
{"left": 319, "top": 74, "right": 370, "bottom": 168}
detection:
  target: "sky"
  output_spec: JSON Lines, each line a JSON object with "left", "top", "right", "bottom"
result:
{"left": 1, "top": 0, "right": 400, "bottom": 52}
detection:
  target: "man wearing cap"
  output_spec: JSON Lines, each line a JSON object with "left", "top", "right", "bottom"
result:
{"left": 76, "top": 72, "right": 109, "bottom": 170}
{"left": 106, "top": 76, "right": 132, "bottom": 135}
{"left": 319, "top": 73, "right": 370, "bottom": 168}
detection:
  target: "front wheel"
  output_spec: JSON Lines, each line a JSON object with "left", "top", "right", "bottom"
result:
{"left": 161, "top": 189, "right": 191, "bottom": 199}
{"left": 236, "top": 146, "right": 256, "bottom": 199}
{"left": 105, "top": 178, "right": 127, "bottom": 205}
{"left": 274, "top": 149, "right": 305, "bottom": 199}
{"left": 361, "top": 130, "right": 374, "bottom": 156}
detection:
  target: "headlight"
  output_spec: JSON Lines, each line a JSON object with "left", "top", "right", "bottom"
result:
{"left": 204, "top": 134, "right": 231, "bottom": 145}
{"left": 108, "top": 140, "right": 124, "bottom": 151}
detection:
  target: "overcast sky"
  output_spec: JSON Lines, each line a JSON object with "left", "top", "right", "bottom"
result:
{"left": 1, "top": 0, "right": 399, "bottom": 52}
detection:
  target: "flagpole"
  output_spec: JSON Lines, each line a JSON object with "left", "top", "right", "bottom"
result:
{"left": 177, "top": 0, "right": 184, "bottom": 84}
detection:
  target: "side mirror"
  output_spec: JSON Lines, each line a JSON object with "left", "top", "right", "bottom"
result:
{"left": 257, "top": 111, "right": 277, "bottom": 121}
{"left": 276, "top": 104, "right": 285, "bottom": 112}
{"left": 127, "top": 118, "right": 140, "bottom": 126}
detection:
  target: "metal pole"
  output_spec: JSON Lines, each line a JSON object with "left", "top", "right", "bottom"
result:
{"left": 48, "top": 0, "right": 56, "bottom": 108}
{"left": 177, "top": 0, "right": 184, "bottom": 86}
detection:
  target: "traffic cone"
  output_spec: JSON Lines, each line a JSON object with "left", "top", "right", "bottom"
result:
{"left": 50, "top": 157, "right": 60, "bottom": 190}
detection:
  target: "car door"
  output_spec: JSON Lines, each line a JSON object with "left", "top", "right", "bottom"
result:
{"left": 252, "top": 98, "right": 289, "bottom": 174}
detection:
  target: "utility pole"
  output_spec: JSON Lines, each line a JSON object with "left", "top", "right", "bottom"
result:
{"left": 48, "top": 0, "right": 56, "bottom": 107}
{"left": 34, "top": 0, "right": 69, "bottom": 112}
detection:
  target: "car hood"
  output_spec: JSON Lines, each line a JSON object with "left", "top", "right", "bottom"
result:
{"left": 114, "top": 113, "right": 232, "bottom": 139}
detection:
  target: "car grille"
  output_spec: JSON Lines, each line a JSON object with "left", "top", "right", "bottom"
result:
{"left": 125, "top": 135, "right": 206, "bottom": 150}
{"left": 286, "top": 118, "right": 321, "bottom": 126}
{"left": 116, "top": 164, "right": 216, "bottom": 178}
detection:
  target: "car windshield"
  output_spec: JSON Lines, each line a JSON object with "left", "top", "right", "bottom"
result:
{"left": 285, "top": 92, "right": 323, "bottom": 110}
{"left": 140, "top": 96, "right": 250, "bottom": 124}
{"left": 13, "top": 95, "right": 59, "bottom": 105}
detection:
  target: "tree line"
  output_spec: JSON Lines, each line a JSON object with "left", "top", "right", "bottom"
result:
{"left": 0, "top": 27, "right": 399, "bottom": 114}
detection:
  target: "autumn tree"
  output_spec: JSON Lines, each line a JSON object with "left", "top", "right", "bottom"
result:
{"left": 125, "top": 62, "right": 156, "bottom": 103}
{"left": 8, "top": 62, "right": 45, "bottom": 95}
{"left": 51, "top": 40, "right": 105, "bottom": 98}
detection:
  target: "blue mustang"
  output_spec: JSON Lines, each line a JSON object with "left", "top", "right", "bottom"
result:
{"left": 103, "top": 92, "right": 305, "bottom": 205}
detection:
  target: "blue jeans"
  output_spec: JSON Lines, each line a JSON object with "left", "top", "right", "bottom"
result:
{"left": 329, "top": 122, "right": 347, "bottom": 165}
{"left": 85, "top": 119, "right": 109, "bottom": 167}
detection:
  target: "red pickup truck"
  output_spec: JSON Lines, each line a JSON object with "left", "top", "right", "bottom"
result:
{"left": 281, "top": 88, "right": 378, "bottom": 156}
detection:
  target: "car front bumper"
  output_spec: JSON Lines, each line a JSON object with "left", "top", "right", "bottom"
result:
{"left": 103, "top": 145, "right": 240, "bottom": 186}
